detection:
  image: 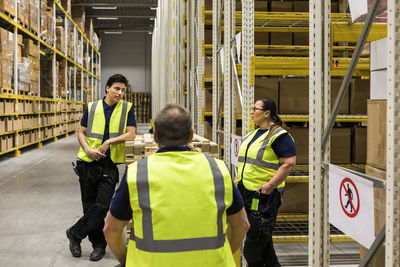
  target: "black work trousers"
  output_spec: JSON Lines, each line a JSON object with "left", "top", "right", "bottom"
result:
{"left": 238, "top": 181, "right": 282, "bottom": 267}
{"left": 70, "top": 160, "right": 119, "bottom": 249}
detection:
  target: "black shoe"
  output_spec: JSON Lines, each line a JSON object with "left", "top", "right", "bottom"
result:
{"left": 90, "top": 247, "right": 105, "bottom": 261}
{"left": 66, "top": 228, "right": 82, "bottom": 257}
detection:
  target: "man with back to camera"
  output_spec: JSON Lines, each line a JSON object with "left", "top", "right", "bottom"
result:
{"left": 66, "top": 74, "right": 136, "bottom": 261}
{"left": 103, "top": 104, "right": 250, "bottom": 267}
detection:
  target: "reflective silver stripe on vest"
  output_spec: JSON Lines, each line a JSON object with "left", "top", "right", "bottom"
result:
{"left": 86, "top": 101, "right": 104, "bottom": 139}
{"left": 109, "top": 101, "right": 128, "bottom": 138}
{"left": 256, "top": 127, "right": 285, "bottom": 160}
{"left": 241, "top": 157, "right": 280, "bottom": 170}
{"left": 237, "top": 128, "right": 285, "bottom": 170}
{"left": 130, "top": 156, "right": 226, "bottom": 253}
{"left": 242, "top": 130, "right": 256, "bottom": 143}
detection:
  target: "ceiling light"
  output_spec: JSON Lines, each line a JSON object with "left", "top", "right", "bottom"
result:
{"left": 150, "top": 7, "right": 157, "bottom": 10}
{"left": 93, "top": 6, "right": 116, "bottom": 10}
{"left": 104, "top": 31, "right": 122, "bottom": 34}
{"left": 97, "top": 17, "right": 118, "bottom": 20}
{"left": 149, "top": 17, "right": 155, "bottom": 20}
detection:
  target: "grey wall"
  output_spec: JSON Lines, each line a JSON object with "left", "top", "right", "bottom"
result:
{"left": 99, "top": 32, "right": 152, "bottom": 98}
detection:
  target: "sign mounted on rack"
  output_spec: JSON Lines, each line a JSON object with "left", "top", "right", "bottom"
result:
{"left": 329, "top": 164, "right": 374, "bottom": 248}
{"left": 231, "top": 134, "right": 241, "bottom": 167}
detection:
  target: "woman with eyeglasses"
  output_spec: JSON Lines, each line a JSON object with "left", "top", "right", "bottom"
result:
{"left": 236, "top": 98, "right": 296, "bottom": 267}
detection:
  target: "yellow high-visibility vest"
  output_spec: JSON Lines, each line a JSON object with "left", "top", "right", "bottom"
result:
{"left": 126, "top": 151, "right": 236, "bottom": 267}
{"left": 237, "top": 127, "right": 291, "bottom": 191}
{"left": 77, "top": 100, "right": 131, "bottom": 163}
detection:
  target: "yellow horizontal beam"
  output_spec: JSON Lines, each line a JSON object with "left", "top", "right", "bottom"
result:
{"left": 203, "top": 112, "right": 367, "bottom": 123}
{"left": 280, "top": 115, "right": 367, "bottom": 122}
{"left": 286, "top": 176, "right": 309, "bottom": 183}
{"left": 204, "top": 44, "right": 357, "bottom": 56}
{"left": 236, "top": 57, "right": 369, "bottom": 77}
{"left": 273, "top": 235, "right": 354, "bottom": 243}
{"left": 333, "top": 22, "right": 387, "bottom": 43}
{"left": 277, "top": 213, "right": 309, "bottom": 222}
{"left": 204, "top": 11, "right": 351, "bottom": 24}
{"left": 0, "top": 93, "right": 84, "bottom": 104}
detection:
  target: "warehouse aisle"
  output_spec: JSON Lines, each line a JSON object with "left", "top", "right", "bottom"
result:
{"left": 0, "top": 135, "right": 121, "bottom": 267}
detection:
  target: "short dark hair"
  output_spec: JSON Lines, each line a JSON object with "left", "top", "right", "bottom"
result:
{"left": 259, "top": 98, "right": 282, "bottom": 126}
{"left": 154, "top": 104, "right": 192, "bottom": 147}
{"left": 105, "top": 74, "right": 128, "bottom": 93}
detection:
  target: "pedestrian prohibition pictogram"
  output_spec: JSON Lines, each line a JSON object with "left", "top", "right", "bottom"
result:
{"left": 234, "top": 139, "right": 239, "bottom": 157}
{"left": 339, "top": 177, "right": 360, "bottom": 218}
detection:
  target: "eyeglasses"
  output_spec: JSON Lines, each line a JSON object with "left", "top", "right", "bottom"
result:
{"left": 250, "top": 106, "right": 264, "bottom": 112}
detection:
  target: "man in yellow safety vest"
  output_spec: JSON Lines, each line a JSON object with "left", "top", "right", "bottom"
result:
{"left": 104, "top": 104, "right": 249, "bottom": 267}
{"left": 66, "top": 74, "right": 136, "bottom": 262}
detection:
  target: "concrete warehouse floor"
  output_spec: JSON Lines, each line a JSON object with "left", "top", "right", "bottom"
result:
{"left": 0, "top": 134, "right": 360, "bottom": 266}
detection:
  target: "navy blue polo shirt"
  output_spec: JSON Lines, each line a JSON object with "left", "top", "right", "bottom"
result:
{"left": 80, "top": 98, "right": 136, "bottom": 164}
{"left": 110, "top": 146, "right": 244, "bottom": 221}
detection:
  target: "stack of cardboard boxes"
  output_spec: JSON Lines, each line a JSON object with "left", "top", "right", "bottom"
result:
{"left": 0, "top": 28, "right": 14, "bottom": 90}
{"left": 358, "top": 37, "right": 387, "bottom": 266}
{"left": 125, "top": 134, "right": 220, "bottom": 165}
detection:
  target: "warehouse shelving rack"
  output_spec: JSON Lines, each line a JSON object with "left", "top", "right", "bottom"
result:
{"left": 0, "top": 0, "right": 101, "bottom": 157}
{"left": 214, "top": 0, "right": 388, "bottom": 266}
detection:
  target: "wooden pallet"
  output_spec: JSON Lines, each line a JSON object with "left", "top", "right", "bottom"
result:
{"left": 0, "top": 8, "right": 16, "bottom": 18}
{"left": 1, "top": 88, "right": 13, "bottom": 94}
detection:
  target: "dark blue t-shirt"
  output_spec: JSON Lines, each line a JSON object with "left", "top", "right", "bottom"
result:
{"left": 80, "top": 98, "right": 136, "bottom": 163}
{"left": 110, "top": 146, "right": 244, "bottom": 221}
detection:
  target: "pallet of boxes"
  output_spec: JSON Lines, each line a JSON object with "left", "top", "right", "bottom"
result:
{"left": 359, "top": 38, "right": 387, "bottom": 266}
{"left": 123, "top": 133, "right": 220, "bottom": 240}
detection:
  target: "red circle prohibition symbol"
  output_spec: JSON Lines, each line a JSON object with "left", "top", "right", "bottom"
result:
{"left": 234, "top": 139, "right": 239, "bottom": 157}
{"left": 339, "top": 177, "right": 360, "bottom": 218}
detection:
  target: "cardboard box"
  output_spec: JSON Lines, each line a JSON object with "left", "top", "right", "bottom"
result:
{"left": 331, "top": 78, "right": 350, "bottom": 114}
{"left": 255, "top": 77, "right": 279, "bottom": 104}
{"left": 280, "top": 183, "right": 308, "bottom": 213}
{"left": 270, "top": 33, "right": 293, "bottom": 45}
{"left": 367, "top": 100, "right": 386, "bottom": 170}
{"left": 23, "top": 38, "right": 39, "bottom": 58}
{"left": 286, "top": 127, "right": 351, "bottom": 164}
{"left": 360, "top": 164, "right": 386, "bottom": 266}
{"left": 331, "top": 128, "right": 352, "bottom": 164}
{"left": 352, "top": 127, "right": 367, "bottom": 163}
{"left": 279, "top": 78, "right": 349, "bottom": 114}
{"left": 0, "top": 135, "right": 7, "bottom": 152}
{"left": 85, "top": 18, "right": 94, "bottom": 42}
{"left": 293, "top": 1, "right": 309, "bottom": 12}
{"left": 285, "top": 127, "right": 308, "bottom": 164}
{"left": 56, "top": 26, "right": 65, "bottom": 53}
{"left": 5, "top": 116, "right": 12, "bottom": 132}
{"left": 4, "top": 100, "right": 14, "bottom": 114}
{"left": 72, "top": 6, "right": 85, "bottom": 32}
{"left": 0, "top": 0, "right": 16, "bottom": 16}
{"left": 293, "top": 32, "right": 308, "bottom": 45}
{"left": 61, "top": 0, "right": 71, "bottom": 13}
{"left": 204, "top": 56, "right": 212, "bottom": 78}
{"left": 370, "top": 70, "right": 387, "bottom": 100}
{"left": 279, "top": 78, "right": 309, "bottom": 114}
{"left": 18, "top": 0, "right": 29, "bottom": 26}
{"left": 13, "top": 117, "right": 23, "bottom": 131}
{"left": 0, "top": 100, "right": 4, "bottom": 114}
{"left": 271, "top": 0, "right": 293, "bottom": 11}
{"left": 350, "top": 79, "right": 370, "bottom": 114}
{"left": 255, "top": 32, "right": 269, "bottom": 45}
{"left": 0, "top": 117, "right": 5, "bottom": 132}
{"left": 30, "top": 0, "right": 39, "bottom": 33}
